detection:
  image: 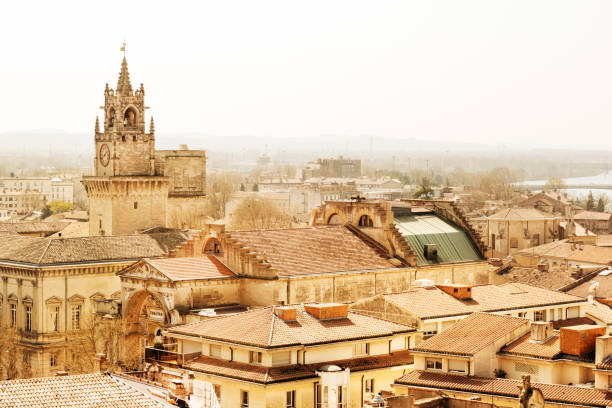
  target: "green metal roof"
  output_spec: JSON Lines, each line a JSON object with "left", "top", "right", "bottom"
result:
{"left": 395, "top": 214, "right": 482, "bottom": 265}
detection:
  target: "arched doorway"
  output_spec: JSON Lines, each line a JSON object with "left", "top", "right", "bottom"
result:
{"left": 123, "top": 290, "right": 170, "bottom": 366}
{"left": 203, "top": 237, "right": 222, "bottom": 255}
{"left": 327, "top": 214, "right": 344, "bottom": 225}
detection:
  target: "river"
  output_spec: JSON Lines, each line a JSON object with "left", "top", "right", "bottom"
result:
{"left": 520, "top": 171, "right": 612, "bottom": 202}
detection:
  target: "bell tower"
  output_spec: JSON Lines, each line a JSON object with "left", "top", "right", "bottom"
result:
{"left": 83, "top": 45, "right": 169, "bottom": 236}
{"left": 95, "top": 54, "right": 155, "bottom": 177}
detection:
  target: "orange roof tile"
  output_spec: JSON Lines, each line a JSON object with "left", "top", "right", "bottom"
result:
{"left": 0, "top": 221, "right": 70, "bottom": 234}
{"left": 147, "top": 256, "right": 235, "bottom": 281}
{"left": 500, "top": 266, "right": 575, "bottom": 291}
{"left": 383, "top": 283, "right": 584, "bottom": 319}
{"left": 0, "top": 232, "right": 189, "bottom": 265}
{"left": 184, "top": 350, "right": 413, "bottom": 384}
{"left": 574, "top": 211, "right": 612, "bottom": 221}
{"left": 167, "top": 304, "right": 413, "bottom": 348}
{"left": 0, "top": 373, "right": 161, "bottom": 407}
{"left": 413, "top": 313, "right": 529, "bottom": 356}
{"left": 585, "top": 301, "right": 612, "bottom": 325}
{"left": 396, "top": 370, "right": 612, "bottom": 407}
{"left": 596, "top": 356, "right": 612, "bottom": 370}
{"left": 517, "top": 240, "right": 612, "bottom": 265}
{"left": 499, "top": 332, "right": 560, "bottom": 359}
{"left": 487, "top": 208, "right": 557, "bottom": 221}
{"left": 226, "top": 226, "right": 397, "bottom": 277}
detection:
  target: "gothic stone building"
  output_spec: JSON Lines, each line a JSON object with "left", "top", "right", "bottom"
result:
{"left": 82, "top": 56, "right": 207, "bottom": 236}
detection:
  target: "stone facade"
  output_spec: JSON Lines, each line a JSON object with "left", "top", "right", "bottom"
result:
{"left": 82, "top": 55, "right": 206, "bottom": 235}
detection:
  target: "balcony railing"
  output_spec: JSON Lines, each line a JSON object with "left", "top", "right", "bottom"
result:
{"left": 145, "top": 344, "right": 200, "bottom": 366}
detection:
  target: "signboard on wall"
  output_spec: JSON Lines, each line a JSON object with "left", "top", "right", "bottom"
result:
{"left": 149, "top": 309, "right": 164, "bottom": 321}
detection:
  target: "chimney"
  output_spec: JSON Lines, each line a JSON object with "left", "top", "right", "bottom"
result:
{"left": 304, "top": 303, "right": 348, "bottom": 320}
{"left": 274, "top": 306, "right": 297, "bottom": 321}
{"left": 530, "top": 322, "right": 554, "bottom": 343}
{"left": 178, "top": 144, "right": 189, "bottom": 150}
{"left": 94, "top": 353, "right": 107, "bottom": 373}
{"left": 560, "top": 325, "right": 606, "bottom": 358}
{"left": 570, "top": 267, "right": 583, "bottom": 279}
{"left": 489, "top": 258, "right": 503, "bottom": 267}
{"left": 170, "top": 379, "right": 187, "bottom": 400}
{"left": 435, "top": 284, "right": 473, "bottom": 300}
{"left": 595, "top": 335, "right": 612, "bottom": 365}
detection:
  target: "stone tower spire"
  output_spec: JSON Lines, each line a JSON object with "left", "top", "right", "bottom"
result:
{"left": 117, "top": 57, "right": 133, "bottom": 95}
{"left": 95, "top": 116, "right": 100, "bottom": 133}
{"left": 150, "top": 116, "right": 155, "bottom": 136}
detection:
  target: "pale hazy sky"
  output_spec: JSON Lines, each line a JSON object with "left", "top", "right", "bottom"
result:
{"left": 2, "top": 1, "right": 612, "bottom": 149}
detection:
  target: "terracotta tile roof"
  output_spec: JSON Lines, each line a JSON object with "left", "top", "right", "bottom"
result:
{"left": 597, "top": 235, "right": 612, "bottom": 247}
{"left": 0, "top": 232, "right": 189, "bottom": 265}
{"left": 226, "top": 225, "right": 397, "bottom": 276}
{"left": 487, "top": 208, "right": 557, "bottom": 221}
{"left": 383, "top": 283, "right": 585, "bottom": 320}
{"left": 0, "top": 221, "right": 70, "bottom": 234}
{"left": 396, "top": 370, "right": 612, "bottom": 407}
{"left": 552, "top": 317, "right": 596, "bottom": 329}
{"left": 517, "top": 240, "right": 612, "bottom": 265}
{"left": 567, "top": 273, "right": 612, "bottom": 299}
{"left": 596, "top": 356, "right": 612, "bottom": 370}
{"left": 167, "top": 304, "right": 413, "bottom": 348}
{"left": 184, "top": 350, "right": 413, "bottom": 384}
{"left": 499, "top": 266, "right": 575, "bottom": 291}
{"left": 585, "top": 301, "right": 612, "bottom": 325}
{"left": 575, "top": 211, "right": 612, "bottom": 221}
{"left": 147, "top": 256, "right": 235, "bottom": 281}
{"left": 412, "top": 313, "right": 529, "bottom": 356}
{"left": 499, "top": 332, "right": 560, "bottom": 359}
{"left": 49, "top": 221, "right": 89, "bottom": 238}
{"left": 0, "top": 373, "right": 161, "bottom": 407}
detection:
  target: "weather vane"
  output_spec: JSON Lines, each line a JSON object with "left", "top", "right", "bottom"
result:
{"left": 120, "top": 38, "right": 126, "bottom": 57}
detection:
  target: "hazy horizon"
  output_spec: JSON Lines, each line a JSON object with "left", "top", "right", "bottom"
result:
{"left": 3, "top": 1, "right": 612, "bottom": 150}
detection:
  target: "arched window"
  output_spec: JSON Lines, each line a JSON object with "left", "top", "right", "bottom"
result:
{"left": 358, "top": 215, "right": 374, "bottom": 227}
{"left": 327, "top": 214, "right": 343, "bottom": 225}
{"left": 204, "top": 238, "right": 222, "bottom": 255}
{"left": 123, "top": 107, "right": 137, "bottom": 127}
{"left": 107, "top": 108, "right": 115, "bottom": 128}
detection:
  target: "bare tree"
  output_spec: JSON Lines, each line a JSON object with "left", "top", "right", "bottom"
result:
{"left": 0, "top": 328, "right": 24, "bottom": 380}
{"left": 205, "top": 173, "right": 238, "bottom": 220}
{"left": 230, "top": 196, "right": 292, "bottom": 230}
{"left": 67, "top": 314, "right": 135, "bottom": 374}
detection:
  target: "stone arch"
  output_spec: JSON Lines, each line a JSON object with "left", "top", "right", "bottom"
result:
{"left": 123, "top": 289, "right": 169, "bottom": 325}
{"left": 123, "top": 105, "right": 138, "bottom": 128}
{"left": 123, "top": 290, "right": 174, "bottom": 356}
{"left": 327, "top": 213, "right": 345, "bottom": 225}
{"left": 358, "top": 214, "right": 374, "bottom": 227}
{"left": 107, "top": 107, "right": 115, "bottom": 128}
{"left": 203, "top": 237, "right": 222, "bottom": 255}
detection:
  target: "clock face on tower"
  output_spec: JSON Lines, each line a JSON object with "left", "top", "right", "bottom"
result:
{"left": 99, "top": 144, "right": 110, "bottom": 167}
